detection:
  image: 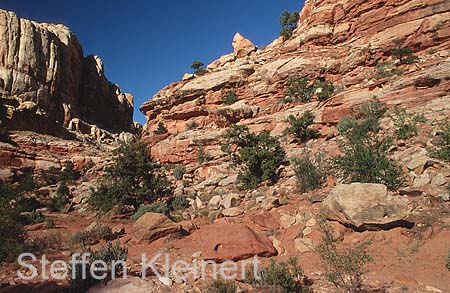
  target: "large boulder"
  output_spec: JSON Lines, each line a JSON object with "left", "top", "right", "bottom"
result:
{"left": 196, "top": 222, "right": 277, "bottom": 262}
{"left": 132, "top": 213, "right": 180, "bottom": 243}
{"left": 232, "top": 32, "right": 257, "bottom": 58}
{"left": 322, "top": 183, "right": 413, "bottom": 231}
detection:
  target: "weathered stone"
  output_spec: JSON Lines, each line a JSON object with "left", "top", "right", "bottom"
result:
{"left": 0, "top": 10, "right": 133, "bottom": 135}
{"left": 195, "top": 222, "right": 277, "bottom": 262}
{"left": 222, "top": 207, "right": 244, "bottom": 217}
{"left": 294, "top": 238, "right": 315, "bottom": 254}
{"left": 132, "top": 213, "right": 180, "bottom": 243}
{"left": 322, "top": 183, "right": 413, "bottom": 231}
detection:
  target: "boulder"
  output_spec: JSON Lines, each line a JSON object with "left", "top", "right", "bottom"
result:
{"left": 322, "top": 183, "right": 413, "bottom": 231}
{"left": 88, "top": 277, "right": 158, "bottom": 293}
{"left": 197, "top": 222, "right": 277, "bottom": 262}
{"left": 232, "top": 32, "right": 257, "bottom": 58}
{"left": 221, "top": 207, "right": 244, "bottom": 217}
{"left": 132, "top": 213, "right": 180, "bottom": 242}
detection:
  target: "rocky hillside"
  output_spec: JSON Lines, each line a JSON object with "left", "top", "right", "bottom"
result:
{"left": 140, "top": 0, "right": 450, "bottom": 164}
{"left": 0, "top": 9, "right": 133, "bottom": 136}
{"left": 0, "top": 1, "right": 450, "bottom": 292}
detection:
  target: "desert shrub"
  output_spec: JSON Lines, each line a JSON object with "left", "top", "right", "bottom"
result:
{"left": 283, "top": 77, "right": 314, "bottom": 103}
{"left": 334, "top": 99, "right": 402, "bottom": 190}
{"left": 374, "top": 62, "right": 403, "bottom": 79}
{"left": 205, "top": 279, "right": 237, "bottom": 293}
{"left": 392, "top": 47, "right": 419, "bottom": 64}
{"left": 222, "top": 90, "right": 239, "bottom": 105}
{"left": 154, "top": 121, "right": 168, "bottom": 135}
{"left": 170, "top": 196, "right": 190, "bottom": 211}
{"left": 280, "top": 10, "right": 299, "bottom": 40}
{"left": 315, "top": 80, "right": 335, "bottom": 102}
{"left": 186, "top": 120, "right": 199, "bottom": 130}
{"left": 173, "top": 165, "right": 186, "bottom": 180}
{"left": 131, "top": 202, "right": 170, "bottom": 221}
{"left": 317, "top": 223, "right": 372, "bottom": 292}
{"left": 293, "top": 152, "right": 327, "bottom": 193}
{"left": 431, "top": 121, "right": 450, "bottom": 162}
{"left": 0, "top": 181, "right": 24, "bottom": 262}
{"left": 390, "top": 107, "right": 427, "bottom": 140}
{"left": 49, "top": 182, "right": 70, "bottom": 212}
{"left": 18, "top": 172, "right": 36, "bottom": 193}
{"left": 19, "top": 210, "right": 45, "bottom": 225}
{"left": 90, "top": 140, "right": 171, "bottom": 212}
{"left": 26, "top": 233, "right": 63, "bottom": 255}
{"left": 284, "top": 110, "right": 319, "bottom": 143}
{"left": 191, "top": 61, "right": 208, "bottom": 76}
{"left": 446, "top": 250, "right": 450, "bottom": 271}
{"left": 0, "top": 101, "right": 8, "bottom": 141}
{"left": 222, "top": 125, "right": 286, "bottom": 189}
{"left": 247, "top": 257, "right": 310, "bottom": 293}
{"left": 59, "top": 161, "right": 81, "bottom": 183}
{"left": 71, "top": 225, "right": 113, "bottom": 247}
{"left": 196, "top": 143, "right": 212, "bottom": 164}
{"left": 70, "top": 240, "right": 127, "bottom": 292}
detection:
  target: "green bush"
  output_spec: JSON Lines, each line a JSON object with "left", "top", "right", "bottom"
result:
{"left": 0, "top": 181, "right": 24, "bottom": 262}
{"left": 26, "top": 233, "right": 63, "bottom": 255}
{"left": 284, "top": 111, "right": 319, "bottom": 143}
{"left": 446, "top": 250, "right": 450, "bottom": 271}
{"left": 317, "top": 223, "right": 372, "bottom": 292}
{"left": 294, "top": 152, "right": 327, "bottom": 193}
{"left": 196, "top": 143, "right": 212, "bottom": 164}
{"left": 154, "top": 121, "right": 168, "bottom": 135}
{"left": 315, "top": 80, "right": 335, "bottom": 102}
{"left": 90, "top": 140, "right": 171, "bottom": 212}
{"left": 131, "top": 202, "right": 170, "bottom": 221}
{"left": 390, "top": 107, "right": 426, "bottom": 140}
{"left": 283, "top": 77, "right": 314, "bottom": 103}
{"left": 205, "top": 279, "right": 237, "bottom": 293}
{"left": 18, "top": 172, "right": 36, "bottom": 193}
{"left": 222, "top": 125, "right": 286, "bottom": 189}
{"left": 247, "top": 257, "right": 310, "bottom": 293}
{"left": 186, "top": 120, "right": 199, "bottom": 130}
{"left": 19, "top": 210, "right": 45, "bottom": 225}
{"left": 222, "top": 90, "right": 239, "bottom": 105}
{"left": 173, "top": 165, "right": 186, "bottom": 180}
{"left": 70, "top": 240, "right": 127, "bottom": 292}
{"left": 60, "top": 161, "right": 81, "bottom": 183}
{"left": 49, "top": 182, "right": 70, "bottom": 212}
{"left": 391, "top": 47, "right": 419, "bottom": 64}
{"left": 71, "top": 225, "right": 113, "bottom": 247}
{"left": 374, "top": 62, "right": 403, "bottom": 79}
{"left": 334, "top": 99, "right": 403, "bottom": 190}
{"left": 191, "top": 61, "right": 208, "bottom": 76}
{"left": 280, "top": 11, "right": 299, "bottom": 40}
{"left": 171, "top": 196, "right": 190, "bottom": 211}
{"left": 431, "top": 121, "right": 450, "bottom": 162}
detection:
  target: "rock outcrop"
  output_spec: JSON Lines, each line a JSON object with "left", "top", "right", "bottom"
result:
{"left": 140, "top": 0, "right": 450, "bottom": 165}
{"left": 322, "top": 183, "right": 414, "bottom": 231}
{"left": 0, "top": 10, "right": 133, "bottom": 136}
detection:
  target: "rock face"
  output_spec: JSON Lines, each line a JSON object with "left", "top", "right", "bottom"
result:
{"left": 322, "top": 183, "right": 413, "bottom": 231}
{"left": 0, "top": 10, "right": 133, "bottom": 135}
{"left": 132, "top": 213, "right": 180, "bottom": 243}
{"left": 139, "top": 0, "right": 450, "bottom": 165}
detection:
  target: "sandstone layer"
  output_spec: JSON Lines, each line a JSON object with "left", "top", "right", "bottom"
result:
{"left": 140, "top": 0, "right": 450, "bottom": 165}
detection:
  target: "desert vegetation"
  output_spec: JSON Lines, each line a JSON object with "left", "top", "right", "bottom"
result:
{"left": 222, "top": 124, "right": 285, "bottom": 189}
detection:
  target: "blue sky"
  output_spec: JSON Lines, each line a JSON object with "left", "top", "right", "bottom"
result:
{"left": 0, "top": 0, "right": 303, "bottom": 124}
